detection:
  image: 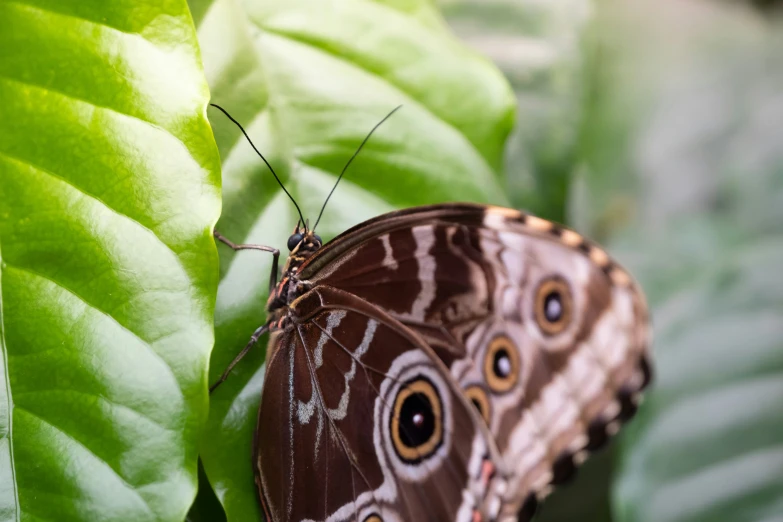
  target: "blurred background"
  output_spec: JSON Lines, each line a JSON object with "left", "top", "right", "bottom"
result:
{"left": 443, "top": 1, "right": 783, "bottom": 521}
{"left": 191, "top": 0, "right": 783, "bottom": 521}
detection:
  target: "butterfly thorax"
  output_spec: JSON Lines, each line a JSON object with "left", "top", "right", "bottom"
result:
{"left": 265, "top": 226, "right": 322, "bottom": 328}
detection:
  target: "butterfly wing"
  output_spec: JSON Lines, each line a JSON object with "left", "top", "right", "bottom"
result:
{"left": 299, "top": 203, "right": 652, "bottom": 517}
{"left": 256, "top": 285, "right": 505, "bottom": 522}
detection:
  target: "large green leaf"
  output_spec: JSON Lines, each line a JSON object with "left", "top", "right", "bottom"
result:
{"left": 0, "top": 1, "right": 221, "bottom": 520}
{"left": 192, "top": 0, "right": 515, "bottom": 518}
{"left": 571, "top": 2, "right": 783, "bottom": 521}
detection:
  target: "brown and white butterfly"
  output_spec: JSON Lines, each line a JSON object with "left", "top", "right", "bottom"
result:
{"left": 212, "top": 202, "right": 652, "bottom": 522}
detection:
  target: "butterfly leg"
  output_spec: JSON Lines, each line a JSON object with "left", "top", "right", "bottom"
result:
{"left": 209, "top": 323, "right": 270, "bottom": 393}
{"left": 213, "top": 230, "right": 280, "bottom": 295}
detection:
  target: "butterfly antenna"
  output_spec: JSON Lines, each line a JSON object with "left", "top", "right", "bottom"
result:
{"left": 313, "top": 105, "right": 402, "bottom": 231}
{"left": 209, "top": 103, "right": 306, "bottom": 229}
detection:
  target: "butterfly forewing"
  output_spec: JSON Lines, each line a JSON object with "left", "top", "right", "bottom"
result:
{"left": 294, "top": 203, "right": 651, "bottom": 515}
{"left": 256, "top": 286, "right": 506, "bottom": 522}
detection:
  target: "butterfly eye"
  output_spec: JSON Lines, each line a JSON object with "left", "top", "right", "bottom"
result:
{"left": 463, "top": 385, "right": 491, "bottom": 424}
{"left": 287, "top": 233, "right": 303, "bottom": 251}
{"left": 534, "top": 277, "right": 573, "bottom": 335}
{"left": 484, "top": 335, "right": 520, "bottom": 393}
{"left": 391, "top": 377, "right": 443, "bottom": 463}
{"left": 313, "top": 234, "right": 322, "bottom": 245}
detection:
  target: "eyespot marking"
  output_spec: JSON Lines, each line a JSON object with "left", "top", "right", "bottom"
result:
{"left": 464, "top": 384, "right": 491, "bottom": 424}
{"left": 390, "top": 376, "right": 443, "bottom": 463}
{"left": 364, "top": 515, "right": 383, "bottom": 522}
{"left": 533, "top": 277, "right": 573, "bottom": 336}
{"left": 483, "top": 335, "right": 520, "bottom": 394}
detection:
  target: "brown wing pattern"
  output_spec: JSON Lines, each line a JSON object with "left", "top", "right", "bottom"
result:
{"left": 256, "top": 285, "right": 505, "bottom": 522}
{"left": 300, "top": 203, "right": 652, "bottom": 518}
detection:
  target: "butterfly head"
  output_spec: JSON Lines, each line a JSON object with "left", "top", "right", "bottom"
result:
{"left": 286, "top": 223, "right": 322, "bottom": 257}
{"left": 266, "top": 224, "right": 324, "bottom": 316}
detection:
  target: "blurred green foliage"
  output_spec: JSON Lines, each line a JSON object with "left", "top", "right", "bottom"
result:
{"left": 445, "top": 1, "right": 783, "bottom": 522}
{"left": 442, "top": 0, "right": 591, "bottom": 224}
{"left": 595, "top": 5, "right": 783, "bottom": 522}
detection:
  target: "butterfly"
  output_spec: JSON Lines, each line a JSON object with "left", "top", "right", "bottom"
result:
{"left": 209, "top": 106, "right": 652, "bottom": 522}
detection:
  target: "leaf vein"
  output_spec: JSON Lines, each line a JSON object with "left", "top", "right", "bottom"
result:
{"left": 3, "top": 264, "right": 183, "bottom": 400}
{"left": 0, "top": 149, "right": 191, "bottom": 288}
{"left": 8, "top": 0, "right": 147, "bottom": 45}
{"left": 0, "top": 73, "right": 194, "bottom": 173}
{"left": 14, "top": 406, "right": 156, "bottom": 517}
{"left": 14, "top": 388, "right": 177, "bottom": 435}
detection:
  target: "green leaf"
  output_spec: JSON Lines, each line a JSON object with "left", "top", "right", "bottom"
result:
{"left": 192, "top": 0, "right": 515, "bottom": 518}
{"left": 0, "top": 1, "right": 221, "bottom": 520}
{"left": 573, "top": 3, "right": 783, "bottom": 521}
{"left": 533, "top": 450, "right": 615, "bottom": 522}
{"left": 187, "top": 462, "right": 228, "bottom": 522}
{"left": 442, "top": 0, "right": 592, "bottom": 222}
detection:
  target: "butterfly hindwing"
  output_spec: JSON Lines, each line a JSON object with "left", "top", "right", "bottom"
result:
{"left": 255, "top": 285, "right": 506, "bottom": 522}
{"left": 451, "top": 207, "right": 651, "bottom": 515}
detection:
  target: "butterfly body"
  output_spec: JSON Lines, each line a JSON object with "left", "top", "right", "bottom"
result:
{"left": 231, "top": 203, "right": 650, "bottom": 522}
{"left": 264, "top": 229, "right": 322, "bottom": 331}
